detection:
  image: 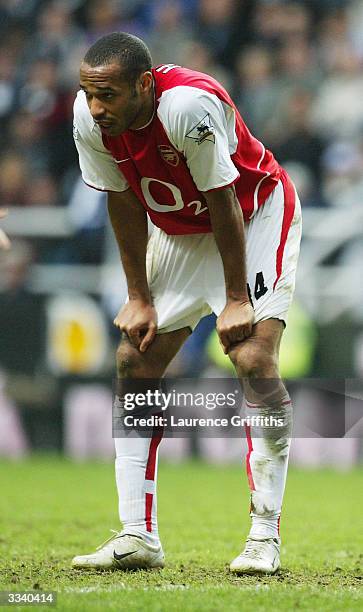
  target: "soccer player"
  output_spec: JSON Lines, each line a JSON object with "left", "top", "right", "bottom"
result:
{"left": 71, "top": 32, "right": 301, "bottom": 574}
{"left": 0, "top": 209, "right": 10, "bottom": 250}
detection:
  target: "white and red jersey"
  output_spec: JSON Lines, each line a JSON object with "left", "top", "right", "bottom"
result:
{"left": 73, "top": 64, "right": 283, "bottom": 235}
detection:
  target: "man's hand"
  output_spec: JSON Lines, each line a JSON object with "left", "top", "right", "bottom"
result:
{"left": 114, "top": 299, "right": 158, "bottom": 352}
{"left": 0, "top": 209, "right": 11, "bottom": 250}
{"left": 216, "top": 300, "right": 255, "bottom": 354}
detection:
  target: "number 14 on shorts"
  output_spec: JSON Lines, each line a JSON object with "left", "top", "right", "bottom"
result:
{"left": 247, "top": 271, "right": 268, "bottom": 303}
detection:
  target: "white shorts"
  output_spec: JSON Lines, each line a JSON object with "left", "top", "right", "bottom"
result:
{"left": 145, "top": 177, "right": 302, "bottom": 333}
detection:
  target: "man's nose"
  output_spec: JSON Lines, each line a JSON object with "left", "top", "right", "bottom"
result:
{"left": 89, "top": 97, "right": 105, "bottom": 119}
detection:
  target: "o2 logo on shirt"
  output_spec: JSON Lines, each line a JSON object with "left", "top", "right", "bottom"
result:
{"left": 157, "top": 145, "right": 179, "bottom": 167}
{"left": 141, "top": 177, "right": 208, "bottom": 216}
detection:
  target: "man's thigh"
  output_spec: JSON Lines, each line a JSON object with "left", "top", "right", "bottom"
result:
{"left": 116, "top": 327, "right": 191, "bottom": 378}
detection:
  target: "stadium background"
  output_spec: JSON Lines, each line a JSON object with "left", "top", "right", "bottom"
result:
{"left": 0, "top": 0, "right": 362, "bottom": 466}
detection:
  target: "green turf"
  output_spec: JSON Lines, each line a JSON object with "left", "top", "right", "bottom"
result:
{"left": 0, "top": 457, "right": 362, "bottom": 611}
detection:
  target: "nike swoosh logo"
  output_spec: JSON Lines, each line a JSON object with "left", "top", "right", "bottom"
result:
{"left": 114, "top": 158, "right": 131, "bottom": 163}
{"left": 113, "top": 549, "right": 138, "bottom": 561}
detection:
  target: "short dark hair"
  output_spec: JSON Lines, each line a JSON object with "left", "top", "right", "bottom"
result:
{"left": 83, "top": 32, "right": 152, "bottom": 84}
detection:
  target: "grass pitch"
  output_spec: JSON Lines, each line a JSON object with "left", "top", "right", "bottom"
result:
{"left": 0, "top": 457, "right": 362, "bottom": 611}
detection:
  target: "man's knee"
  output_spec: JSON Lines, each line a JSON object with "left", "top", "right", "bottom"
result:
{"left": 116, "top": 342, "right": 138, "bottom": 378}
{"left": 229, "top": 339, "right": 279, "bottom": 378}
{"left": 116, "top": 339, "right": 165, "bottom": 378}
{"left": 116, "top": 341, "right": 154, "bottom": 378}
{"left": 230, "top": 341, "right": 284, "bottom": 404}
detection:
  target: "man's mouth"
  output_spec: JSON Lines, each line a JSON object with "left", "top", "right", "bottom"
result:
{"left": 96, "top": 120, "right": 114, "bottom": 129}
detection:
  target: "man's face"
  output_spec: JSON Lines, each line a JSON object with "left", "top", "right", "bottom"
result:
{"left": 79, "top": 62, "right": 153, "bottom": 136}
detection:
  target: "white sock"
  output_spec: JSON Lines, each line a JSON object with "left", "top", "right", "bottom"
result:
{"left": 244, "top": 394, "right": 292, "bottom": 540}
{"left": 114, "top": 423, "right": 163, "bottom": 547}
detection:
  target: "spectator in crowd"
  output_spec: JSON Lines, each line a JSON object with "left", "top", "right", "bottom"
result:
{"left": 193, "top": 0, "right": 238, "bottom": 66}
{"left": 0, "top": 151, "right": 30, "bottom": 207}
{"left": 145, "top": 0, "right": 192, "bottom": 67}
{"left": 16, "top": 58, "right": 75, "bottom": 180}
{"left": 179, "top": 39, "right": 232, "bottom": 90}
{"left": 1, "top": 0, "right": 362, "bottom": 243}
{"left": 273, "top": 89, "right": 326, "bottom": 196}
{"left": 276, "top": 37, "right": 321, "bottom": 95}
{"left": 5, "top": 111, "right": 49, "bottom": 176}
{"left": 321, "top": 140, "right": 363, "bottom": 209}
{"left": 84, "top": 0, "right": 146, "bottom": 43}
{"left": 21, "top": 2, "right": 87, "bottom": 84}
{"left": 251, "top": 1, "right": 311, "bottom": 48}
{"left": 234, "top": 45, "right": 279, "bottom": 140}
{"left": 311, "top": 42, "right": 363, "bottom": 139}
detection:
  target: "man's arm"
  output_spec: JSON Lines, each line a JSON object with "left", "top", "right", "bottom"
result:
{"left": 204, "top": 186, "right": 254, "bottom": 353}
{"left": 161, "top": 89, "right": 253, "bottom": 352}
{"left": 108, "top": 189, "right": 157, "bottom": 352}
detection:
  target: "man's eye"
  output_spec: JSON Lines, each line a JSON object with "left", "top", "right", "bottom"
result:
{"left": 103, "top": 93, "right": 114, "bottom": 100}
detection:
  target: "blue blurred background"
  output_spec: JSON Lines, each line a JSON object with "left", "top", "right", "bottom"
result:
{"left": 0, "top": 0, "right": 362, "bottom": 466}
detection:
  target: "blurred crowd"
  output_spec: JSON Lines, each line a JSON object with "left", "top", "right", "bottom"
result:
{"left": 1, "top": 0, "right": 363, "bottom": 257}
{"left": 1, "top": 0, "right": 363, "bottom": 458}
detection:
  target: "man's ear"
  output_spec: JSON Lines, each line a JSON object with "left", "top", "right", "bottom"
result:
{"left": 139, "top": 71, "right": 153, "bottom": 94}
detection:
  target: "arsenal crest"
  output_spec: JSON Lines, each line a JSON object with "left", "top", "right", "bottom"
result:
{"left": 158, "top": 145, "right": 179, "bottom": 167}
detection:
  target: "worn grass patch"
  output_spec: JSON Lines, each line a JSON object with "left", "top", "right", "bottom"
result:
{"left": 0, "top": 457, "right": 361, "bottom": 611}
